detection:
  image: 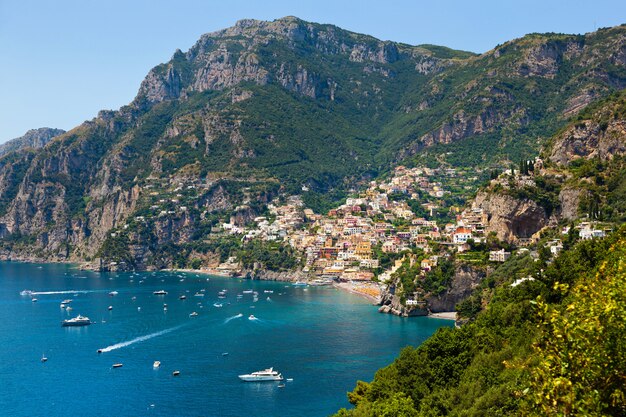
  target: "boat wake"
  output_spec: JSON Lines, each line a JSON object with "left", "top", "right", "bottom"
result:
{"left": 223, "top": 313, "right": 244, "bottom": 324}
{"left": 21, "top": 290, "right": 99, "bottom": 296}
{"left": 98, "top": 325, "right": 184, "bottom": 353}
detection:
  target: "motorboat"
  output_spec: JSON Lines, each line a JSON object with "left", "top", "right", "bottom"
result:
{"left": 61, "top": 299, "right": 73, "bottom": 304}
{"left": 172, "top": 370, "right": 180, "bottom": 376}
{"left": 20, "top": 290, "right": 33, "bottom": 296}
{"left": 194, "top": 292, "right": 204, "bottom": 297}
{"left": 179, "top": 295, "right": 187, "bottom": 300}
{"left": 242, "top": 290, "right": 253, "bottom": 294}
{"left": 153, "top": 361, "right": 161, "bottom": 368}
{"left": 213, "top": 303, "right": 223, "bottom": 308}
{"left": 292, "top": 281, "right": 308, "bottom": 286}
{"left": 62, "top": 314, "right": 91, "bottom": 327}
{"left": 108, "top": 306, "right": 113, "bottom": 310}
{"left": 153, "top": 290, "right": 168, "bottom": 295}
{"left": 31, "top": 298, "right": 38, "bottom": 302}
{"left": 238, "top": 367, "right": 283, "bottom": 382}
{"left": 112, "top": 363, "right": 123, "bottom": 368}
{"left": 248, "top": 315, "right": 256, "bottom": 320}
{"left": 108, "top": 291, "right": 118, "bottom": 296}
{"left": 263, "top": 290, "right": 274, "bottom": 294}
{"left": 41, "top": 354, "right": 48, "bottom": 363}
{"left": 189, "top": 312, "right": 198, "bottom": 317}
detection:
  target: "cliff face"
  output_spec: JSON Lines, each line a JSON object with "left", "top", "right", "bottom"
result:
{"left": 472, "top": 191, "right": 550, "bottom": 243}
{"left": 0, "top": 128, "right": 65, "bottom": 156}
{"left": 426, "top": 265, "right": 486, "bottom": 312}
{"left": 378, "top": 264, "right": 486, "bottom": 317}
{"left": 549, "top": 94, "right": 626, "bottom": 165}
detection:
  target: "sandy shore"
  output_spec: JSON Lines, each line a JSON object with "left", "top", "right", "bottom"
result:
{"left": 428, "top": 311, "right": 457, "bottom": 320}
{"left": 333, "top": 281, "right": 382, "bottom": 304}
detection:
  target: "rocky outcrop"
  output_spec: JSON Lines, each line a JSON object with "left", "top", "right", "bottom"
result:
{"left": 426, "top": 265, "right": 486, "bottom": 312}
{"left": 0, "top": 128, "right": 65, "bottom": 156}
{"left": 378, "top": 264, "right": 486, "bottom": 317}
{"left": 472, "top": 191, "right": 549, "bottom": 243}
{"left": 378, "top": 289, "right": 429, "bottom": 317}
{"left": 549, "top": 114, "right": 626, "bottom": 165}
{"left": 558, "top": 187, "right": 584, "bottom": 221}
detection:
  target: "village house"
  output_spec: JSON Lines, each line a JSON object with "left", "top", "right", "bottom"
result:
{"left": 489, "top": 249, "right": 511, "bottom": 262}
{"left": 452, "top": 227, "right": 473, "bottom": 244}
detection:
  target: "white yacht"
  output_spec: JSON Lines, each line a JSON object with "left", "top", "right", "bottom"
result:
{"left": 153, "top": 290, "right": 168, "bottom": 295}
{"left": 238, "top": 367, "right": 283, "bottom": 382}
{"left": 153, "top": 361, "right": 161, "bottom": 368}
{"left": 62, "top": 314, "right": 91, "bottom": 327}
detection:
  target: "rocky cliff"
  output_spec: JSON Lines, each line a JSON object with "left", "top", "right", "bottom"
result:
{"left": 378, "top": 263, "right": 486, "bottom": 317}
{"left": 0, "top": 128, "right": 65, "bottom": 156}
{"left": 472, "top": 191, "right": 550, "bottom": 244}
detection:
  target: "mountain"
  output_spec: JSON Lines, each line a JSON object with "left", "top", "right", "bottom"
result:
{"left": 0, "top": 17, "right": 625, "bottom": 266}
{"left": 0, "top": 128, "right": 65, "bottom": 157}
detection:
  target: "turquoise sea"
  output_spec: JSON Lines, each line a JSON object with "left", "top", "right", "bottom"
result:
{"left": 0, "top": 262, "right": 452, "bottom": 416}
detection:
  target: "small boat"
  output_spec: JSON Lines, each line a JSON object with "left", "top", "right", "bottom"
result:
{"left": 62, "top": 299, "right": 72, "bottom": 304}
{"left": 194, "top": 293, "right": 204, "bottom": 297}
{"left": 108, "top": 291, "right": 118, "bottom": 296}
{"left": 153, "top": 361, "right": 161, "bottom": 368}
{"left": 222, "top": 352, "right": 229, "bottom": 356}
{"left": 278, "top": 383, "right": 286, "bottom": 388}
{"left": 131, "top": 296, "right": 137, "bottom": 300}
{"left": 248, "top": 315, "right": 256, "bottom": 320}
{"left": 189, "top": 312, "right": 198, "bottom": 317}
{"left": 108, "top": 306, "right": 113, "bottom": 311}
{"left": 66, "top": 306, "right": 73, "bottom": 311}
{"left": 41, "top": 354, "right": 48, "bottom": 363}
{"left": 137, "top": 307, "right": 141, "bottom": 311}
{"left": 62, "top": 314, "right": 91, "bottom": 327}
{"left": 213, "top": 303, "right": 222, "bottom": 308}
{"left": 31, "top": 298, "right": 38, "bottom": 302}
{"left": 112, "top": 363, "right": 123, "bottom": 368}
{"left": 292, "top": 281, "right": 308, "bottom": 286}
{"left": 97, "top": 349, "right": 103, "bottom": 354}
{"left": 242, "top": 290, "right": 253, "bottom": 294}
{"left": 286, "top": 378, "right": 293, "bottom": 382}
{"left": 263, "top": 290, "right": 274, "bottom": 294}
{"left": 153, "top": 290, "right": 168, "bottom": 295}
{"left": 20, "top": 290, "right": 33, "bottom": 296}
{"left": 172, "top": 370, "right": 180, "bottom": 376}
{"left": 60, "top": 303, "right": 67, "bottom": 308}
{"left": 179, "top": 295, "right": 187, "bottom": 300}
{"left": 163, "top": 306, "right": 168, "bottom": 311}
{"left": 238, "top": 367, "right": 283, "bottom": 382}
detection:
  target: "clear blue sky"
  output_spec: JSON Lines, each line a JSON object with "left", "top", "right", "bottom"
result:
{"left": 1, "top": 0, "right": 625, "bottom": 143}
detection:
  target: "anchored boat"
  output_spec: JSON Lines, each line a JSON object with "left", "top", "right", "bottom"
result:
{"left": 238, "top": 367, "right": 283, "bottom": 382}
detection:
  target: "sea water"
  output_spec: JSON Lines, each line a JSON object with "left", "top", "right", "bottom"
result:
{"left": 0, "top": 262, "right": 452, "bottom": 416}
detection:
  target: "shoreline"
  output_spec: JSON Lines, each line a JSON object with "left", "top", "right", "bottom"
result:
{"left": 332, "top": 281, "right": 381, "bottom": 304}
{"left": 428, "top": 311, "right": 457, "bottom": 320}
